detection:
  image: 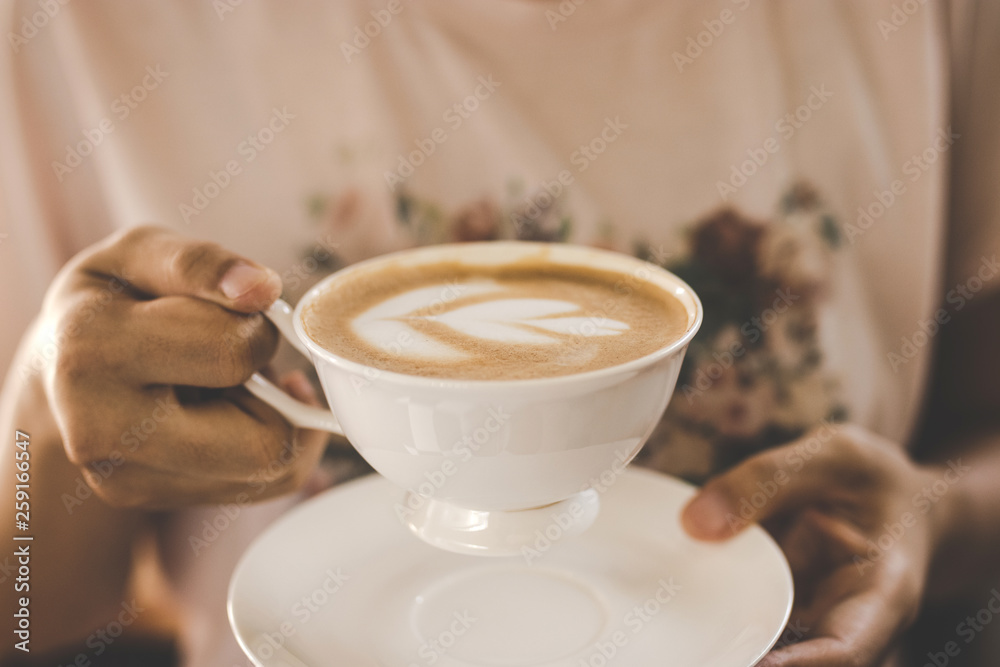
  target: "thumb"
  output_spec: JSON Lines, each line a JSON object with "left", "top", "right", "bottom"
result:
{"left": 86, "top": 225, "right": 283, "bottom": 313}
{"left": 680, "top": 437, "right": 831, "bottom": 541}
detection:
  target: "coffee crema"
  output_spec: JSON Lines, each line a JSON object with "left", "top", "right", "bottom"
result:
{"left": 302, "top": 258, "right": 689, "bottom": 380}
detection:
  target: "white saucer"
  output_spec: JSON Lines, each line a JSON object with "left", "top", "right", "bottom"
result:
{"left": 228, "top": 468, "right": 793, "bottom": 667}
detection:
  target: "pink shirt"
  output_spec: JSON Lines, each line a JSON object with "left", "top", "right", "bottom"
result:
{"left": 2, "top": 1, "right": 999, "bottom": 664}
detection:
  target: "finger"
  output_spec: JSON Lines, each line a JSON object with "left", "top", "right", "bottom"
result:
{"left": 101, "top": 387, "right": 301, "bottom": 481}
{"left": 280, "top": 369, "right": 331, "bottom": 451}
{"left": 279, "top": 370, "right": 334, "bottom": 478}
{"left": 72, "top": 380, "right": 327, "bottom": 500}
{"left": 217, "top": 385, "right": 327, "bottom": 479}
{"left": 681, "top": 425, "right": 853, "bottom": 540}
{"left": 680, "top": 453, "right": 825, "bottom": 541}
{"left": 762, "top": 544, "right": 918, "bottom": 667}
{"left": 212, "top": 384, "right": 326, "bottom": 499}
{"left": 758, "top": 638, "right": 865, "bottom": 667}
{"left": 82, "top": 225, "right": 282, "bottom": 313}
{"left": 778, "top": 510, "right": 869, "bottom": 585}
{"left": 170, "top": 388, "right": 307, "bottom": 478}
{"left": 758, "top": 586, "right": 903, "bottom": 667}
{"left": 280, "top": 369, "right": 353, "bottom": 454}
{"left": 88, "top": 390, "right": 326, "bottom": 506}
{"left": 84, "top": 461, "right": 266, "bottom": 508}
{"left": 122, "top": 296, "right": 278, "bottom": 387}
{"left": 776, "top": 514, "right": 880, "bottom": 639}
{"left": 85, "top": 447, "right": 317, "bottom": 509}
{"left": 774, "top": 512, "right": 834, "bottom": 602}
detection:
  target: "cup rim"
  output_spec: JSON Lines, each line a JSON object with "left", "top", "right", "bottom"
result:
{"left": 291, "top": 241, "right": 703, "bottom": 388}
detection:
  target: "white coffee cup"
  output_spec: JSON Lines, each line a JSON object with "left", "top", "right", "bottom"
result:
{"left": 245, "top": 242, "right": 702, "bottom": 556}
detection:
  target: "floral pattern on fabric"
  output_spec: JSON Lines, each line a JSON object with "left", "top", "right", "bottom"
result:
{"left": 633, "top": 183, "right": 848, "bottom": 482}
{"left": 301, "top": 181, "right": 848, "bottom": 484}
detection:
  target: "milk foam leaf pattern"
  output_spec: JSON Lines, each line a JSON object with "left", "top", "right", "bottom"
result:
{"left": 421, "top": 298, "right": 628, "bottom": 344}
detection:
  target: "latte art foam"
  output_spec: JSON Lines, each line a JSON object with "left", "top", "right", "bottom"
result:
{"left": 302, "top": 259, "right": 689, "bottom": 380}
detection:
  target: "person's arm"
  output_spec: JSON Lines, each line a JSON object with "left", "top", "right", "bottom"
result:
{"left": 0, "top": 227, "right": 327, "bottom": 658}
{"left": 680, "top": 425, "right": 944, "bottom": 667}
{"left": 0, "top": 323, "right": 145, "bottom": 654}
{"left": 927, "top": 0, "right": 1000, "bottom": 598}
{"left": 0, "top": 8, "right": 325, "bottom": 659}
{"left": 917, "top": 292, "right": 1000, "bottom": 600}
{"left": 678, "top": 291, "right": 1000, "bottom": 667}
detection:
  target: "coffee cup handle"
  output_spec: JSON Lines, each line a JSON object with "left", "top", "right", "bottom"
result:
{"left": 243, "top": 300, "right": 344, "bottom": 435}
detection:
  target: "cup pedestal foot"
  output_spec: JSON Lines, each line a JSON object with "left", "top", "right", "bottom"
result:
{"left": 402, "top": 490, "right": 600, "bottom": 557}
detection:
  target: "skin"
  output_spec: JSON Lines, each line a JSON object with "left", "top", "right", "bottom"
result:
{"left": 681, "top": 291, "right": 1000, "bottom": 666}
{"left": 0, "top": 226, "right": 328, "bottom": 657}
{"left": 0, "top": 224, "right": 996, "bottom": 663}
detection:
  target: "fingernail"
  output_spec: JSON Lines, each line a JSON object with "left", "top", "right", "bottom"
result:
{"left": 220, "top": 262, "right": 272, "bottom": 299}
{"left": 681, "top": 490, "right": 733, "bottom": 540}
